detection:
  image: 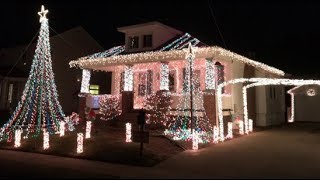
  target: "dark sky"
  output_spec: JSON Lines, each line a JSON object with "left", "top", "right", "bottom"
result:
{"left": 1, "top": 0, "right": 320, "bottom": 77}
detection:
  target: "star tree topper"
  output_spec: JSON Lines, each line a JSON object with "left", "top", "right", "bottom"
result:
{"left": 38, "top": 5, "right": 48, "bottom": 23}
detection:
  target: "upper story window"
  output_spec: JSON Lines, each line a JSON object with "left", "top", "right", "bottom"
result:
{"left": 143, "top": 35, "right": 152, "bottom": 48}
{"left": 128, "top": 36, "right": 139, "bottom": 49}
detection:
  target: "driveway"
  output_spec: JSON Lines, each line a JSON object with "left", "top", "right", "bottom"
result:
{"left": 1, "top": 123, "right": 320, "bottom": 178}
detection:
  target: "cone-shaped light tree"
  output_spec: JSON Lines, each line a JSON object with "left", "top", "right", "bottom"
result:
{"left": 0, "top": 5, "right": 65, "bottom": 139}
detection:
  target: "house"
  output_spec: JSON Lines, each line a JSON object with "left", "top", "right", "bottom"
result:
{"left": 69, "top": 21, "right": 286, "bottom": 128}
{"left": 0, "top": 26, "right": 105, "bottom": 115}
{"left": 287, "top": 84, "right": 320, "bottom": 122}
{"left": 0, "top": 66, "right": 27, "bottom": 115}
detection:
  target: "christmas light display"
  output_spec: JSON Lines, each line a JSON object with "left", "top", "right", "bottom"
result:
{"left": 0, "top": 5, "right": 65, "bottom": 140}
{"left": 217, "top": 78, "right": 320, "bottom": 140}
{"left": 144, "top": 91, "right": 172, "bottom": 127}
{"left": 125, "top": 123, "right": 132, "bottom": 142}
{"left": 64, "top": 116, "right": 75, "bottom": 132}
{"left": 85, "top": 121, "right": 92, "bottom": 139}
{"left": 69, "top": 46, "right": 284, "bottom": 76}
{"left": 307, "top": 88, "right": 316, "bottom": 96}
{"left": 226, "top": 122, "right": 233, "bottom": 139}
{"left": 43, "top": 129, "right": 49, "bottom": 150}
{"left": 79, "top": 46, "right": 125, "bottom": 61}
{"left": 192, "top": 130, "right": 198, "bottom": 150}
{"left": 213, "top": 126, "right": 219, "bottom": 144}
{"left": 80, "top": 69, "right": 91, "bottom": 93}
{"left": 165, "top": 44, "right": 213, "bottom": 143}
{"left": 205, "top": 59, "right": 215, "bottom": 90}
{"left": 99, "top": 95, "right": 121, "bottom": 121}
{"left": 124, "top": 65, "right": 133, "bottom": 91}
{"left": 14, "top": 129, "right": 22, "bottom": 148}
{"left": 160, "top": 33, "right": 191, "bottom": 51}
{"left": 249, "top": 119, "right": 253, "bottom": 132}
{"left": 160, "top": 62, "right": 169, "bottom": 90}
{"left": 59, "top": 121, "right": 65, "bottom": 137}
{"left": 179, "top": 38, "right": 200, "bottom": 49}
{"left": 238, "top": 120, "right": 244, "bottom": 135}
{"left": 77, "top": 133, "right": 83, "bottom": 154}
{"left": 288, "top": 93, "right": 295, "bottom": 123}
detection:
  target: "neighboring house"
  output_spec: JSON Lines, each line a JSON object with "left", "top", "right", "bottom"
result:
{"left": 0, "top": 26, "right": 105, "bottom": 115}
{"left": 0, "top": 67, "right": 27, "bottom": 111}
{"left": 288, "top": 84, "right": 320, "bottom": 122}
{"left": 69, "top": 21, "right": 286, "bottom": 127}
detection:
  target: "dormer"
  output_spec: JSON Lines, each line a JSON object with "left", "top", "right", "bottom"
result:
{"left": 117, "top": 21, "right": 183, "bottom": 53}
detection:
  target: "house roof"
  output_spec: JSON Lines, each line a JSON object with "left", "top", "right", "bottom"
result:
{"left": 69, "top": 31, "right": 285, "bottom": 76}
{"left": 0, "top": 66, "right": 28, "bottom": 78}
{"left": 287, "top": 84, "right": 320, "bottom": 95}
{"left": 117, "top": 21, "right": 183, "bottom": 35}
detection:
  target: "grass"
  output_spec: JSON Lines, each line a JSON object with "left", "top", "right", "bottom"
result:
{"left": 0, "top": 120, "right": 184, "bottom": 167}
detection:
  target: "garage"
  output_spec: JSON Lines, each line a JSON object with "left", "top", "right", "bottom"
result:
{"left": 289, "top": 85, "right": 320, "bottom": 122}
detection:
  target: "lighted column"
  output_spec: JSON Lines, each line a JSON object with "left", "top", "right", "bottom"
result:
{"left": 239, "top": 120, "right": 244, "bottom": 135}
{"left": 243, "top": 87, "right": 249, "bottom": 134}
{"left": 80, "top": 69, "right": 91, "bottom": 93}
{"left": 14, "top": 129, "right": 22, "bottom": 148}
{"left": 226, "top": 122, "right": 233, "bottom": 139}
{"left": 123, "top": 65, "right": 133, "bottom": 91}
{"left": 249, "top": 119, "right": 253, "bottom": 132}
{"left": 192, "top": 130, "right": 198, "bottom": 150}
{"left": 160, "top": 62, "right": 169, "bottom": 91}
{"left": 205, "top": 58, "right": 215, "bottom": 90}
{"left": 85, "top": 121, "right": 92, "bottom": 139}
{"left": 43, "top": 130, "right": 49, "bottom": 150}
{"left": 77, "top": 133, "right": 83, "bottom": 153}
{"left": 125, "top": 123, "right": 132, "bottom": 142}
{"left": 213, "top": 126, "right": 219, "bottom": 144}
{"left": 289, "top": 93, "right": 294, "bottom": 123}
{"left": 59, "top": 121, "right": 65, "bottom": 137}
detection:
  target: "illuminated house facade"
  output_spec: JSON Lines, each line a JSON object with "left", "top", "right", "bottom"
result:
{"left": 69, "top": 21, "right": 286, "bottom": 127}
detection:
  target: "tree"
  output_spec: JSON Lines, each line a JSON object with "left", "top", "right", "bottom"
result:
{"left": 0, "top": 6, "right": 65, "bottom": 140}
{"left": 99, "top": 95, "right": 121, "bottom": 121}
{"left": 144, "top": 90, "right": 172, "bottom": 129}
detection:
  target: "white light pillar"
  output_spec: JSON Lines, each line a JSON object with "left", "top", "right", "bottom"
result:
{"left": 123, "top": 65, "right": 133, "bottom": 91}
{"left": 289, "top": 93, "right": 294, "bottom": 123}
{"left": 160, "top": 62, "right": 169, "bottom": 91}
{"left": 205, "top": 58, "right": 215, "bottom": 90}
{"left": 80, "top": 69, "right": 91, "bottom": 93}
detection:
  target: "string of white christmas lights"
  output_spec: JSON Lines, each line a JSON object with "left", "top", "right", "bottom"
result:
{"left": 80, "top": 69, "right": 91, "bottom": 93}
{"left": 59, "top": 121, "right": 65, "bottom": 137}
{"left": 69, "top": 47, "right": 285, "bottom": 76}
{"left": 217, "top": 78, "right": 320, "bottom": 141}
{"left": 126, "top": 123, "right": 132, "bottom": 142}
{"left": 192, "top": 130, "right": 198, "bottom": 150}
{"left": 85, "top": 121, "right": 91, "bottom": 139}
{"left": 77, "top": 133, "right": 83, "bottom": 153}
{"left": 213, "top": 126, "right": 219, "bottom": 144}
{"left": 160, "top": 62, "right": 169, "bottom": 90}
{"left": 14, "top": 129, "right": 22, "bottom": 148}
{"left": 124, "top": 65, "right": 133, "bottom": 91}
{"left": 43, "top": 129, "right": 49, "bottom": 150}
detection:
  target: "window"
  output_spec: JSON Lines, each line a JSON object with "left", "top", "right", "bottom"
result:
{"left": 169, "top": 70, "right": 176, "bottom": 92}
{"left": 7, "top": 83, "right": 13, "bottom": 104}
{"left": 89, "top": 85, "right": 99, "bottom": 95}
{"left": 269, "top": 86, "right": 276, "bottom": 99}
{"left": 143, "top": 35, "right": 152, "bottom": 47}
{"left": 128, "top": 36, "right": 139, "bottom": 49}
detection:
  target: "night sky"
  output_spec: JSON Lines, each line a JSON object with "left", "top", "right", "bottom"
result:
{"left": 1, "top": 0, "right": 320, "bottom": 78}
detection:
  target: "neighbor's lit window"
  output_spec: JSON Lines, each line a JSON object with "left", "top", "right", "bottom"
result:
{"left": 89, "top": 85, "right": 99, "bottom": 95}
